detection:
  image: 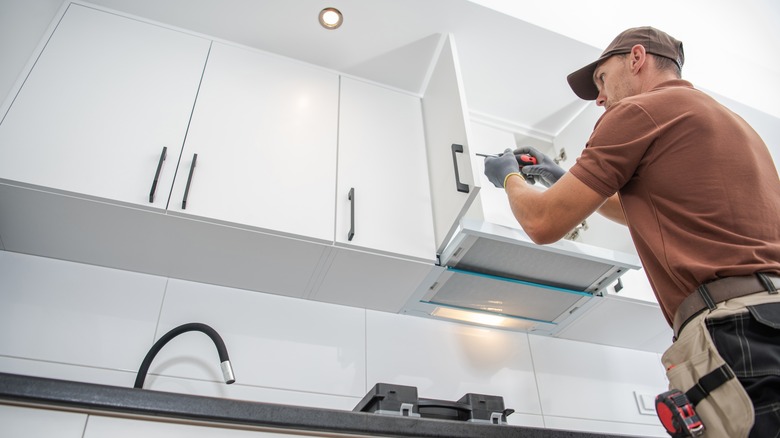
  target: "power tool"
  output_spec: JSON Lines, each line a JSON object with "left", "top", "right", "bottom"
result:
{"left": 476, "top": 152, "right": 538, "bottom": 167}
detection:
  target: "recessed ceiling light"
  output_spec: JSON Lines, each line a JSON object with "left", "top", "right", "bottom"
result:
{"left": 318, "top": 7, "right": 343, "bottom": 30}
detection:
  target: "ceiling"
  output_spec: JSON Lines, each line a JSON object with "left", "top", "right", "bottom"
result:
{"left": 82, "top": 0, "right": 601, "bottom": 141}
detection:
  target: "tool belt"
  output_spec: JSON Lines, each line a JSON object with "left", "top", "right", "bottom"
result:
{"left": 672, "top": 272, "right": 780, "bottom": 339}
{"left": 656, "top": 364, "right": 735, "bottom": 437}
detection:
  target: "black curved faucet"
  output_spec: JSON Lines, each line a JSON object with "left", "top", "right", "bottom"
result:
{"left": 134, "top": 322, "right": 235, "bottom": 389}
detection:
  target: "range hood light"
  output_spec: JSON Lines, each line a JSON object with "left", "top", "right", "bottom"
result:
{"left": 318, "top": 7, "right": 343, "bottom": 29}
{"left": 432, "top": 307, "right": 507, "bottom": 327}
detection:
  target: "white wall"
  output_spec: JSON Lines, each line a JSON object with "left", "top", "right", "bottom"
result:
{"left": 0, "top": 250, "right": 668, "bottom": 437}
{"left": 468, "top": 0, "right": 780, "bottom": 120}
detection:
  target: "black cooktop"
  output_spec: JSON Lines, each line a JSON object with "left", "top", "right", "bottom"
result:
{"left": 353, "top": 383, "right": 514, "bottom": 424}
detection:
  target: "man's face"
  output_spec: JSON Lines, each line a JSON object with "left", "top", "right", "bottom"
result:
{"left": 593, "top": 55, "right": 636, "bottom": 109}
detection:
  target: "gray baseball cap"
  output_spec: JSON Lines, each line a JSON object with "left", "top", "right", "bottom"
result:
{"left": 567, "top": 26, "right": 684, "bottom": 100}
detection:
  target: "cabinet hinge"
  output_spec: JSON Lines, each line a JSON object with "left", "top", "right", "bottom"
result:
{"left": 553, "top": 148, "right": 567, "bottom": 165}
{"left": 563, "top": 219, "right": 589, "bottom": 241}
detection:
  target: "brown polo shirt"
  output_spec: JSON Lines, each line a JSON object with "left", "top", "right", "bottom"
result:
{"left": 569, "top": 80, "right": 780, "bottom": 325}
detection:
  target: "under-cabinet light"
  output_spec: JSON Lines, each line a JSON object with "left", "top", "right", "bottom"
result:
{"left": 431, "top": 306, "right": 538, "bottom": 331}
{"left": 319, "top": 7, "right": 343, "bottom": 29}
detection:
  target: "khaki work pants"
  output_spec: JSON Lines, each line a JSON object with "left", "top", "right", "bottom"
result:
{"left": 662, "top": 292, "right": 780, "bottom": 438}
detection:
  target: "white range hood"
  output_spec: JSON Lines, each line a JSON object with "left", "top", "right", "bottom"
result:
{"left": 402, "top": 220, "right": 641, "bottom": 335}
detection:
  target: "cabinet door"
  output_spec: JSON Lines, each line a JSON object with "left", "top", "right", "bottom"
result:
{"left": 422, "top": 34, "right": 481, "bottom": 254}
{"left": 336, "top": 77, "right": 435, "bottom": 260}
{"left": 0, "top": 4, "right": 210, "bottom": 210}
{"left": 167, "top": 42, "right": 339, "bottom": 242}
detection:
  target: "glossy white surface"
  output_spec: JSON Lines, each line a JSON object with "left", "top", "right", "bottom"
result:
{"left": 149, "top": 278, "right": 367, "bottom": 397}
{"left": 311, "top": 247, "right": 434, "bottom": 312}
{"left": 422, "top": 35, "right": 481, "bottom": 254}
{"left": 0, "top": 355, "right": 136, "bottom": 388}
{"left": 609, "top": 267, "right": 658, "bottom": 302}
{"left": 555, "top": 295, "right": 672, "bottom": 353}
{"left": 144, "top": 374, "right": 361, "bottom": 411}
{"left": 0, "top": 404, "right": 87, "bottom": 438}
{"left": 530, "top": 335, "right": 667, "bottom": 427}
{"left": 1, "top": 252, "right": 673, "bottom": 436}
{"left": 168, "top": 41, "right": 339, "bottom": 242}
{"left": 365, "top": 310, "right": 543, "bottom": 426}
{"left": 0, "top": 251, "right": 166, "bottom": 371}
{"left": 336, "top": 77, "right": 434, "bottom": 260}
{"left": 0, "top": 4, "right": 210, "bottom": 209}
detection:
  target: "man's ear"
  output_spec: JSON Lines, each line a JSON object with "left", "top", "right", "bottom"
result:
{"left": 629, "top": 44, "right": 647, "bottom": 73}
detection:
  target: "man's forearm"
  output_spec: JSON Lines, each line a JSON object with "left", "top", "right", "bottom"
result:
{"left": 504, "top": 172, "right": 610, "bottom": 244}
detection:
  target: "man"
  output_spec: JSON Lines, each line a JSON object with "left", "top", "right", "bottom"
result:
{"left": 484, "top": 27, "right": 780, "bottom": 437}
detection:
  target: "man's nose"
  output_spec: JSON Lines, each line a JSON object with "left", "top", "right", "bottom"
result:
{"left": 596, "top": 92, "right": 607, "bottom": 107}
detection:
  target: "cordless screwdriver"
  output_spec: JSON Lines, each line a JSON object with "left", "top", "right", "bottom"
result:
{"left": 476, "top": 152, "right": 538, "bottom": 166}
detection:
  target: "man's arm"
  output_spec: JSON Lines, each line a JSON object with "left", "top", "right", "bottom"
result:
{"left": 597, "top": 194, "right": 626, "bottom": 225}
{"left": 503, "top": 172, "right": 609, "bottom": 244}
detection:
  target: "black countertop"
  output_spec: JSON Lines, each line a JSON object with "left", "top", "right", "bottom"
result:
{"left": 0, "top": 373, "right": 639, "bottom": 438}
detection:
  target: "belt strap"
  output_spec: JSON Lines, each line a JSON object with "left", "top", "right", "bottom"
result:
{"left": 673, "top": 273, "right": 780, "bottom": 339}
{"left": 685, "top": 364, "right": 734, "bottom": 406}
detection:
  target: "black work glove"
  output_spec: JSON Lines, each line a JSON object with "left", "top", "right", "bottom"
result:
{"left": 484, "top": 148, "right": 521, "bottom": 188}
{"left": 516, "top": 146, "right": 565, "bottom": 188}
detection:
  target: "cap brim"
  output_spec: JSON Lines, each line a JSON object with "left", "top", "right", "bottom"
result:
{"left": 567, "top": 59, "right": 600, "bottom": 101}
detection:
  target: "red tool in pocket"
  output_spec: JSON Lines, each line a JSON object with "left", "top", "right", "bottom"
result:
{"left": 655, "top": 363, "right": 735, "bottom": 437}
{"left": 655, "top": 389, "right": 704, "bottom": 437}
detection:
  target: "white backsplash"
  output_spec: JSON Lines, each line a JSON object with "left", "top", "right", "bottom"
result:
{"left": 0, "top": 250, "right": 667, "bottom": 436}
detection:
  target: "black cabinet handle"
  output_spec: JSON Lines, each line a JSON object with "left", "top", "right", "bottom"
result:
{"left": 149, "top": 146, "right": 167, "bottom": 203}
{"left": 348, "top": 188, "right": 355, "bottom": 241}
{"left": 182, "top": 153, "right": 197, "bottom": 210}
{"left": 450, "top": 143, "right": 470, "bottom": 193}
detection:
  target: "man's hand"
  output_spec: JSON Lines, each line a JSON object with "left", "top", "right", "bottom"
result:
{"left": 484, "top": 148, "right": 521, "bottom": 188}
{"left": 516, "top": 147, "right": 566, "bottom": 188}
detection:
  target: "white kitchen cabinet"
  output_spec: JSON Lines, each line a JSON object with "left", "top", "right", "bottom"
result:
{"left": 421, "top": 35, "right": 481, "bottom": 255}
{"left": 0, "top": 3, "right": 432, "bottom": 313}
{"left": 167, "top": 41, "right": 339, "bottom": 242}
{"left": 308, "top": 77, "right": 436, "bottom": 312}
{"left": 0, "top": 404, "right": 87, "bottom": 438}
{"left": 336, "top": 77, "right": 434, "bottom": 260}
{"left": 310, "top": 246, "right": 434, "bottom": 312}
{"left": 0, "top": 3, "right": 210, "bottom": 210}
{"left": 0, "top": 4, "right": 336, "bottom": 304}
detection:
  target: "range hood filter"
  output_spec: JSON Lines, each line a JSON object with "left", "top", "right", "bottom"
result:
{"left": 445, "top": 234, "right": 624, "bottom": 292}
{"left": 426, "top": 268, "right": 590, "bottom": 323}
